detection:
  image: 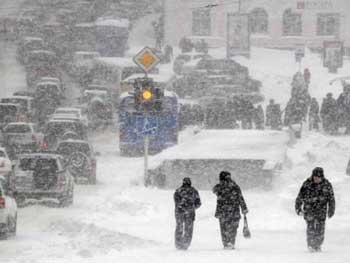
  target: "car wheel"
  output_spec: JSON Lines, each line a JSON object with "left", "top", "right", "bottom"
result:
{"left": 11, "top": 214, "right": 17, "bottom": 235}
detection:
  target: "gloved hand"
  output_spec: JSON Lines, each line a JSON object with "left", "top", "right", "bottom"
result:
{"left": 242, "top": 209, "right": 248, "bottom": 215}
{"left": 328, "top": 210, "right": 334, "bottom": 219}
{"left": 296, "top": 209, "right": 303, "bottom": 216}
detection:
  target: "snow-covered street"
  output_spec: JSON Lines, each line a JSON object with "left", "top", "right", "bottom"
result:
{"left": 2, "top": 0, "right": 350, "bottom": 261}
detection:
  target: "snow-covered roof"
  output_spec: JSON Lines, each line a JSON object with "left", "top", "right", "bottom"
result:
{"left": 95, "top": 18, "right": 129, "bottom": 28}
{"left": 36, "top": 81, "right": 59, "bottom": 87}
{"left": 95, "top": 57, "right": 135, "bottom": 68}
{"left": 122, "top": 73, "right": 176, "bottom": 84}
{"left": 149, "top": 130, "right": 289, "bottom": 169}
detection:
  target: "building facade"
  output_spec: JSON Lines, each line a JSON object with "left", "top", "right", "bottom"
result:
{"left": 164, "top": 0, "right": 350, "bottom": 50}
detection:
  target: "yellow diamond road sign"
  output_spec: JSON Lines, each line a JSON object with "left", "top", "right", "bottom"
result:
{"left": 133, "top": 47, "right": 161, "bottom": 73}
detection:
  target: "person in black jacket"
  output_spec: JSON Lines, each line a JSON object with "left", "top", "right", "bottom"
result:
{"left": 295, "top": 167, "right": 335, "bottom": 252}
{"left": 213, "top": 171, "right": 248, "bottom": 249}
{"left": 174, "top": 177, "right": 201, "bottom": 250}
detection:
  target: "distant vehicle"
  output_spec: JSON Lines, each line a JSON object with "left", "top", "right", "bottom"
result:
{"left": 146, "top": 130, "right": 289, "bottom": 189}
{"left": 56, "top": 140, "right": 96, "bottom": 184}
{"left": 2, "top": 122, "right": 41, "bottom": 154}
{"left": 53, "top": 107, "right": 87, "bottom": 125}
{"left": 16, "top": 37, "right": 45, "bottom": 64}
{"left": 0, "top": 148, "right": 12, "bottom": 179}
{"left": 178, "top": 58, "right": 263, "bottom": 103}
{"left": 13, "top": 153, "right": 74, "bottom": 207}
{"left": 0, "top": 175, "right": 17, "bottom": 239}
{"left": 118, "top": 89, "right": 179, "bottom": 156}
{"left": 71, "top": 51, "right": 100, "bottom": 77}
{"left": 25, "top": 50, "right": 59, "bottom": 87}
{"left": 38, "top": 77, "right": 63, "bottom": 93}
{"left": 42, "top": 120, "right": 88, "bottom": 150}
{"left": 1, "top": 96, "right": 34, "bottom": 122}
{"left": 0, "top": 103, "right": 19, "bottom": 130}
{"left": 72, "top": 23, "right": 96, "bottom": 53}
{"left": 95, "top": 17, "right": 129, "bottom": 57}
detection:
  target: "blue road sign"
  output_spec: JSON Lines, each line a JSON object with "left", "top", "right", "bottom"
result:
{"left": 136, "top": 116, "right": 158, "bottom": 135}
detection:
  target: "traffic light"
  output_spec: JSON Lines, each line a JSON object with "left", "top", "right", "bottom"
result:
{"left": 134, "top": 78, "right": 163, "bottom": 111}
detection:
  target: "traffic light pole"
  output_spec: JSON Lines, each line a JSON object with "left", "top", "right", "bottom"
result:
{"left": 144, "top": 134, "right": 149, "bottom": 181}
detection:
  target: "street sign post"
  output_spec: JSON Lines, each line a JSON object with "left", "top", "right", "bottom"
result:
{"left": 133, "top": 47, "right": 161, "bottom": 182}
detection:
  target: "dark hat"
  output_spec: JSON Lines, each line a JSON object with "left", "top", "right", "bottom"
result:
{"left": 219, "top": 171, "right": 231, "bottom": 181}
{"left": 312, "top": 167, "right": 324, "bottom": 178}
{"left": 182, "top": 177, "right": 192, "bottom": 186}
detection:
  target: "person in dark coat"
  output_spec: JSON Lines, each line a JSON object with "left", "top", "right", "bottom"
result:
{"left": 174, "top": 177, "right": 201, "bottom": 250}
{"left": 295, "top": 167, "right": 335, "bottom": 252}
{"left": 309, "top": 98, "right": 320, "bottom": 131}
{"left": 213, "top": 171, "right": 248, "bottom": 249}
{"left": 321, "top": 93, "right": 338, "bottom": 134}
{"left": 253, "top": 104, "right": 264, "bottom": 130}
{"left": 304, "top": 68, "right": 311, "bottom": 89}
{"left": 266, "top": 99, "right": 282, "bottom": 130}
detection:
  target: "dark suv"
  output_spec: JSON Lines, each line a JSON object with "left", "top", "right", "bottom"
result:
{"left": 13, "top": 153, "right": 74, "bottom": 207}
{"left": 56, "top": 140, "right": 96, "bottom": 184}
{"left": 42, "top": 120, "right": 88, "bottom": 150}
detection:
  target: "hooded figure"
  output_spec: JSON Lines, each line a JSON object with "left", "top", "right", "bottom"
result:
{"left": 295, "top": 167, "right": 335, "bottom": 252}
{"left": 213, "top": 171, "right": 248, "bottom": 249}
{"left": 174, "top": 177, "right": 201, "bottom": 250}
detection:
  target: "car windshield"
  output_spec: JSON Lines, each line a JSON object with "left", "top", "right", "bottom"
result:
{"left": 0, "top": 105, "right": 17, "bottom": 121}
{"left": 46, "top": 122, "right": 85, "bottom": 137}
{"left": 1, "top": 98, "right": 28, "bottom": 112}
{"left": 19, "top": 157, "right": 58, "bottom": 172}
{"left": 57, "top": 142, "right": 91, "bottom": 156}
{"left": 4, "top": 124, "right": 31, "bottom": 133}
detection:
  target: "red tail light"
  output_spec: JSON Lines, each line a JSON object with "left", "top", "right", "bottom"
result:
{"left": 41, "top": 141, "right": 48, "bottom": 149}
{"left": 0, "top": 197, "right": 5, "bottom": 209}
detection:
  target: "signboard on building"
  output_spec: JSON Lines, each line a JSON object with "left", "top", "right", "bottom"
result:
{"left": 297, "top": 1, "right": 333, "bottom": 10}
{"left": 323, "top": 41, "right": 343, "bottom": 73}
{"left": 227, "top": 13, "right": 250, "bottom": 58}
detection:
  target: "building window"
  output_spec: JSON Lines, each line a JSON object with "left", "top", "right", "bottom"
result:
{"left": 283, "top": 8, "right": 302, "bottom": 36}
{"left": 250, "top": 8, "right": 268, "bottom": 34}
{"left": 317, "top": 13, "right": 339, "bottom": 36}
{"left": 192, "top": 8, "right": 211, "bottom": 36}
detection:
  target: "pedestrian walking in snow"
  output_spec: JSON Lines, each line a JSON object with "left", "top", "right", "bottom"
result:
{"left": 295, "top": 167, "right": 335, "bottom": 252}
{"left": 309, "top": 98, "right": 320, "bottom": 131}
{"left": 266, "top": 99, "right": 282, "bottom": 130}
{"left": 321, "top": 93, "right": 338, "bottom": 134}
{"left": 174, "top": 177, "right": 201, "bottom": 250}
{"left": 304, "top": 68, "right": 311, "bottom": 89}
{"left": 213, "top": 171, "right": 248, "bottom": 249}
{"left": 253, "top": 104, "right": 264, "bottom": 130}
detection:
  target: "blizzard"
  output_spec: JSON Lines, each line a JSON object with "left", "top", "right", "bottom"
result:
{"left": 1, "top": 1, "right": 350, "bottom": 263}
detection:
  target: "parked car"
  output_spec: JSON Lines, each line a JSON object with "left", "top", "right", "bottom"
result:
{"left": 16, "top": 37, "right": 45, "bottom": 64}
{"left": 42, "top": 120, "right": 88, "bottom": 150}
{"left": 1, "top": 96, "right": 34, "bottom": 122}
{"left": 53, "top": 107, "right": 88, "bottom": 125}
{"left": 13, "top": 153, "right": 74, "bottom": 207}
{"left": 0, "top": 175, "right": 17, "bottom": 239}
{"left": 56, "top": 140, "right": 96, "bottom": 184}
{"left": 2, "top": 122, "right": 41, "bottom": 154}
{"left": 0, "top": 103, "right": 19, "bottom": 130}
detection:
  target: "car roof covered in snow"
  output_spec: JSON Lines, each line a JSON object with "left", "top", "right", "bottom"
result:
{"left": 149, "top": 130, "right": 290, "bottom": 169}
{"left": 58, "top": 139, "right": 90, "bottom": 145}
{"left": 94, "top": 57, "right": 135, "bottom": 68}
{"left": 95, "top": 17, "right": 129, "bottom": 28}
{"left": 2, "top": 96, "right": 33, "bottom": 101}
{"left": 122, "top": 73, "right": 176, "bottom": 84}
{"left": 55, "top": 107, "right": 81, "bottom": 112}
